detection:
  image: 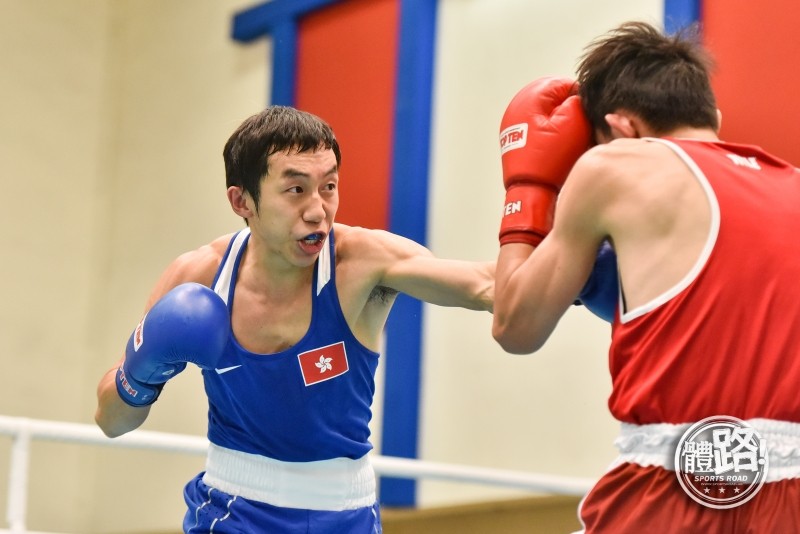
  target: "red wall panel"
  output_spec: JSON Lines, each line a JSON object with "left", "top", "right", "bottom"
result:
{"left": 296, "top": 0, "right": 399, "bottom": 230}
{"left": 703, "top": 0, "right": 800, "bottom": 163}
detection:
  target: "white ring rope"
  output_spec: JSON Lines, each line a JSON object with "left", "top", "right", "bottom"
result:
{"left": 0, "top": 415, "right": 594, "bottom": 533}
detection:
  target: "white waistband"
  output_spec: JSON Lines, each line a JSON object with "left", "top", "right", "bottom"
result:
{"left": 610, "top": 418, "right": 800, "bottom": 482}
{"left": 202, "top": 443, "right": 376, "bottom": 511}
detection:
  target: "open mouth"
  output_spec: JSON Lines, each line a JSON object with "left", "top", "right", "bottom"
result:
{"left": 298, "top": 232, "right": 327, "bottom": 253}
{"left": 301, "top": 232, "right": 324, "bottom": 245}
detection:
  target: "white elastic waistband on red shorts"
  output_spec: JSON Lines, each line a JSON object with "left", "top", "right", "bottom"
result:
{"left": 202, "top": 443, "right": 376, "bottom": 511}
{"left": 610, "top": 418, "right": 800, "bottom": 482}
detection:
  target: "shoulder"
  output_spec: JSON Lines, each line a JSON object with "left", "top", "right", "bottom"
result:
{"left": 330, "top": 224, "right": 400, "bottom": 314}
{"left": 333, "top": 223, "right": 430, "bottom": 262}
{"left": 333, "top": 223, "right": 394, "bottom": 246}
{"left": 332, "top": 223, "right": 370, "bottom": 249}
{"left": 567, "top": 138, "right": 686, "bottom": 199}
{"left": 331, "top": 223, "right": 431, "bottom": 302}
{"left": 156, "top": 233, "right": 236, "bottom": 291}
{"left": 555, "top": 139, "right": 694, "bottom": 239}
{"left": 576, "top": 138, "right": 670, "bottom": 175}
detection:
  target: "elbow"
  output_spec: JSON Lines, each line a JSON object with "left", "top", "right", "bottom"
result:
{"left": 95, "top": 410, "right": 125, "bottom": 439}
{"left": 492, "top": 318, "right": 544, "bottom": 355}
{"left": 94, "top": 406, "right": 139, "bottom": 439}
{"left": 95, "top": 367, "right": 145, "bottom": 438}
{"left": 100, "top": 428, "right": 125, "bottom": 439}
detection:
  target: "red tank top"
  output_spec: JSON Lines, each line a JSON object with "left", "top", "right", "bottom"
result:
{"left": 608, "top": 138, "right": 800, "bottom": 424}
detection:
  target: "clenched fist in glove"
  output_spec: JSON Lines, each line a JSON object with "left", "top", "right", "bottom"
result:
{"left": 499, "top": 76, "right": 592, "bottom": 246}
{"left": 116, "top": 283, "right": 230, "bottom": 406}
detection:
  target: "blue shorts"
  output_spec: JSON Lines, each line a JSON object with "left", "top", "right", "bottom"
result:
{"left": 183, "top": 473, "right": 382, "bottom": 533}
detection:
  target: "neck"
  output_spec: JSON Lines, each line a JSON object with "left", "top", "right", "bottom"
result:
{"left": 660, "top": 126, "right": 719, "bottom": 141}
{"left": 242, "top": 236, "right": 315, "bottom": 297}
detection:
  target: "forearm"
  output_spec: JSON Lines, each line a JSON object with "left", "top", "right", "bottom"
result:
{"left": 94, "top": 365, "right": 150, "bottom": 438}
{"left": 494, "top": 244, "right": 541, "bottom": 351}
{"left": 439, "top": 260, "right": 494, "bottom": 311}
{"left": 396, "top": 259, "right": 495, "bottom": 312}
{"left": 493, "top": 243, "right": 572, "bottom": 354}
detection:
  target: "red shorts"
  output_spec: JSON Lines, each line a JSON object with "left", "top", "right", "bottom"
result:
{"left": 578, "top": 463, "right": 800, "bottom": 533}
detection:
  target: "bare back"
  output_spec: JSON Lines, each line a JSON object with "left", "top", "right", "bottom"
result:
{"left": 597, "top": 138, "right": 712, "bottom": 314}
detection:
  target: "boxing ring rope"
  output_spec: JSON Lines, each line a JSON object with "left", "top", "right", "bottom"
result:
{"left": 0, "top": 415, "right": 595, "bottom": 533}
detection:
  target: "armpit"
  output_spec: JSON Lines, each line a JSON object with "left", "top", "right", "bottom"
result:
{"left": 369, "top": 285, "right": 398, "bottom": 304}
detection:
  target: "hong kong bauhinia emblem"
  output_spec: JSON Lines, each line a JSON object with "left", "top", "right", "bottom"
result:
{"left": 674, "top": 416, "right": 768, "bottom": 508}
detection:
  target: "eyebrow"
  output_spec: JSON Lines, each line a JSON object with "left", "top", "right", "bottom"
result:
{"left": 280, "top": 165, "right": 338, "bottom": 179}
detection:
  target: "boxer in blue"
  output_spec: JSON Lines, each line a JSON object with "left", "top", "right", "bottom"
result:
{"left": 95, "top": 106, "right": 615, "bottom": 533}
{"left": 94, "top": 106, "right": 497, "bottom": 533}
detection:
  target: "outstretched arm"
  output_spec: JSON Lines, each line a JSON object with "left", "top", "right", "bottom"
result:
{"left": 338, "top": 225, "right": 494, "bottom": 313}
{"left": 381, "top": 241, "right": 495, "bottom": 312}
{"left": 378, "top": 232, "right": 495, "bottom": 311}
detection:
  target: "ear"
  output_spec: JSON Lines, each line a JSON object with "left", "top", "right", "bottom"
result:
{"left": 604, "top": 113, "right": 640, "bottom": 139}
{"left": 716, "top": 109, "right": 723, "bottom": 133}
{"left": 227, "top": 186, "right": 255, "bottom": 219}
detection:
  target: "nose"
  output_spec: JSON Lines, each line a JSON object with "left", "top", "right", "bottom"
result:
{"left": 303, "top": 192, "right": 326, "bottom": 223}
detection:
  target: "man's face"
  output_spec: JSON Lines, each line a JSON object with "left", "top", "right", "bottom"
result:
{"left": 252, "top": 147, "right": 339, "bottom": 268}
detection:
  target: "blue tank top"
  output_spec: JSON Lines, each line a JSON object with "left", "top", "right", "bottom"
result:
{"left": 205, "top": 228, "right": 380, "bottom": 462}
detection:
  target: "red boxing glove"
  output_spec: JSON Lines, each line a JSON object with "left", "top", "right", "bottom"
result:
{"left": 499, "top": 76, "right": 592, "bottom": 246}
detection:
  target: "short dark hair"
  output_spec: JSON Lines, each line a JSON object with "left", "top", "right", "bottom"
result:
{"left": 576, "top": 21, "right": 718, "bottom": 137}
{"left": 223, "top": 106, "right": 342, "bottom": 209}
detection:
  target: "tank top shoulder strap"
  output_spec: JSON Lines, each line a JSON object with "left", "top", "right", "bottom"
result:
{"left": 316, "top": 229, "right": 335, "bottom": 296}
{"left": 618, "top": 138, "right": 721, "bottom": 323}
{"left": 212, "top": 228, "right": 251, "bottom": 305}
{"left": 211, "top": 227, "right": 334, "bottom": 306}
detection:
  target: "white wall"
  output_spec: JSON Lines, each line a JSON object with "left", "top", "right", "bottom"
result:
{"left": 420, "top": 0, "right": 663, "bottom": 506}
{"left": 0, "top": 0, "right": 114, "bottom": 529}
{"left": 88, "top": 1, "right": 268, "bottom": 532}
{"left": 0, "top": 0, "right": 265, "bottom": 531}
{"left": 0, "top": 0, "right": 662, "bottom": 531}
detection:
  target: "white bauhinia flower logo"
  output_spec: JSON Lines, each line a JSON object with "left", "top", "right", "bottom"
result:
{"left": 315, "top": 355, "right": 333, "bottom": 373}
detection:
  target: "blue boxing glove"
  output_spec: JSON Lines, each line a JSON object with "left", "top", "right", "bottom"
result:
{"left": 116, "top": 283, "right": 230, "bottom": 407}
{"left": 575, "top": 241, "right": 619, "bottom": 322}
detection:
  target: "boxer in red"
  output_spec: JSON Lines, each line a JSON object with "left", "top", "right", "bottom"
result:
{"left": 492, "top": 21, "right": 800, "bottom": 533}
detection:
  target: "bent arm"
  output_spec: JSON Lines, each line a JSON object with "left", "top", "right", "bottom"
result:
{"left": 492, "top": 152, "right": 612, "bottom": 353}
{"left": 95, "top": 362, "right": 151, "bottom": 437}
{"left": 94, "top": 241, "right": 224, "bottom": 437}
